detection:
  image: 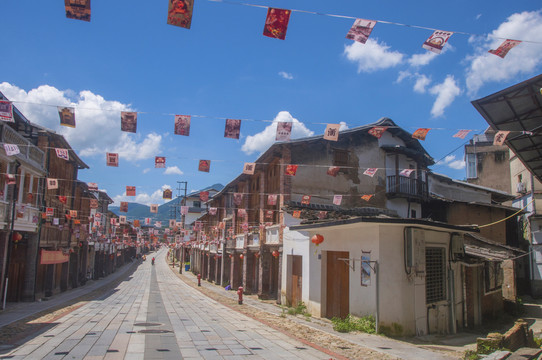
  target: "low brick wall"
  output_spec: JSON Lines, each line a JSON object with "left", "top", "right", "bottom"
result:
{"left": 477, "top": 320, "right": 538, "bottom": 353}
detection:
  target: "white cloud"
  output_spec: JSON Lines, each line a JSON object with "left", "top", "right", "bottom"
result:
{"left": 0, "top": 83, "right": 162, "bottom": 161}
{"left": 278, "top": 71, "right": 293, "bottom": 80}
{"left": 339, "top": 122, "right": 349, "bottom": 131}
{"left": 476, "top": 14, "right": 482, "bottom": 20}
{"left": 408, "top": 51, "right": 439, "bottom": 67}
{"left": 465, "top": 10, "right": 542, "bottom": 94}
{"left": 413, "top": 74, "right": 431, "bottom": 94}
{"left": 241, "top": 111, "right": 314, "bottom": 155}
{"left": 344, "top": 39, "right": 404, "bottom": 73}
{"left": 143, "top": 168, "right": 151, "bottom": 174}
{"left": 437, "top": 155, "right": 465, "bottom": 170}
{"left": 429, "top": 75, "right": 461, "bottom": 117}
{"left": 164, "top": 166, "right": 183, "bottom": 175}
{"left": 396, "top": 70, "right": 412, "bottom": 83}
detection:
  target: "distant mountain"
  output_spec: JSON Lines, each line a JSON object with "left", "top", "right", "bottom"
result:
{"left": 109, "top": 183, "right": 224, "bottom": 225}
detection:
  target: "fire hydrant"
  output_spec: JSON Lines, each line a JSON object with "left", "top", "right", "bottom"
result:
{"left": 197, "top": 273, "right": 201, "bottom": 287}
{"left": 237, "top": 286, "right": 243, "bottom": 305}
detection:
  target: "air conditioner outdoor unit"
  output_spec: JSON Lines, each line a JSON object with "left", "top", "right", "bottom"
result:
{"left": 517, "top": 182, "right": 527, "bottom": 194}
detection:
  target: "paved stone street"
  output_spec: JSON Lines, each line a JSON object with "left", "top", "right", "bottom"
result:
{"left": 0, "top": 249, "right": 340, "bottom": 359}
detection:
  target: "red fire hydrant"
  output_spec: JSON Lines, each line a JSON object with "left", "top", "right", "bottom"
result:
{"left": 237, "top": 286, "right": 243, "bottom": 305}
{"left": 197, "top": 273, "right": 201, "bottom": 287}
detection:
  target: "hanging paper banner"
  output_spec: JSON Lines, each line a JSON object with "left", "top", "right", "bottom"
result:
{"left": 169, "top": 219, "right": 175, "bottom": 228}
{"left": 58, "top": 196, "right": 67, "bottom": 204}
{"left": 243, "top": 162, "right": 255, "bottom": 175}
{"left": 134, "top": 219, "right": 140, "bottom": 227}
{"left": 361, "top": 251, "right": 371, "bottom": 286}
{"left": 55, "top": 148, "right": 69, "bottom": 161}
{"left": 46, "top": 207, "right": 54, "bottom": 217}
{"left": 323, "top": 124, "right": 340, "bottom": 141}
{"left": 237, "top": 208, "right": 247, "bottom": 217}
{"left": 119, "top": 215, "right": 126, "bottom": 224}
{"left": 399, "top": 168, "right": 415, "bottom": 177}
{"left": 194, "top": 221, "right": 202, "bottom": 231}
{"left": 150, "top": 204, "right": 158, "bottom": 213}
{"left": 318, "top": 211, "right": 327, "bottom": 219}
{"left": 155, "top": 156, "right": 166, "bottom": 168}
{"left": 263, "top": 8, "right": 291, "bottom": 40}
{"left": 90, "top": 199, "right": 98, "bottom": 209}
{"left": 126, "top": 186, "right": 136, "bottom": 196}
{"left": 453, "top": 129, "right": 471, "bottom": 139}
{"left": 224, "top": 119, "right": 241, "bottom": 139}
{"left": 412, "top": 128, "right": 430, "bottom": 140}
{"left": 58, "top": 106, "right": 76, "bottom": 128}
{"left": 346, "top": 19, "right": 376, "bottom": 44}
{"left": 3, "top": 144, "right": 20, "bottom": 156}
{"left": 209, "top": 207, "right": 217, "bottom": 215}
{"left": 301, "top": 195, "right": 311, "bottom": 205}
{"left": 198, "top": 160, "right": 210, "bottom": 172}
{"left": 200, "top": 191, "right": 209, "bottom": 202}
{"left": 180, "top": 206, "right": 189, "bottom": 215}
{"left": 276, "top": 122, "right": 292, "bottom": 141}
{"left": 327, "top": 166, "right": 340, "bottom": 177}
{"left": 267, "top": 194, "right": 277, "bottom": 206}
{"left": 489, "top": 39, "right": 521, "bottom": 58}
{"left": 174, "top": 115, "right": 191, "bottom": 136}
{"left": 361, "top": 194, "right": 373, "bottom": 201}
{"left": 155, "top": 221, "right": 162, "bottom": 228}
{"left": 285, "top": 164, "right": 298, "bottom": 176}
{"left": 120, "top": 111, "right": 137, "bottom": 133}
{"left": 47, "top": 178, "right": 59, "bottom": 190}
{"left": 106, "top": 153, "right": 119, "bottom": 167}
{"left": 333, "top": 195, "right": 342, "bottom": 206}
{"left": 233, "top": 193, "right": 243, "bottom": 206}
{"left": 0, "top": 101, "right": 14, "bottom": 122}
{"left": 241, "top": 222, "right": 249, "bottom": 233}
{"left": 167, "top": 0, "right": 194, "bottom": 29}
{"left": 422, "top": 30, "right": 453, "bottom": 54}
{"left": 65, "top": 0, "right": 91, "bottom": 21}
{"left": 265, "top": 210, "right": 273, "bottom": 219}
{"left": 493, "top": 131, "right": 510, "bottom": 146}
{"left": 145, "top": 218, "right": 151, "bottom": 225}
{"left": 69, "top": 210, "right": 78, "bottom": 218}
{"left": 163, "top": 189, "right": 172, "bottom": 199}
{"left": 53, "top": 218, "right": 60, "bottom": 225}
{"left": 6, "top": 174, "right": 15, "bottom": 185}
{"left": 368, "top": 126, "right": 388, "bottom": 139}
{"left": 87, "top": 182, "right": 98, "bottom": 191}
{"left": 292, "top": 210, "right": 301, "bottom": 218}
{"left": 363, "top": 168, "right": 378, "bottom": 177}
{"left": 120, "top": 202, "right": 128, "bottom": 212}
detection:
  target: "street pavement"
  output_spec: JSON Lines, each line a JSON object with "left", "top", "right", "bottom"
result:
{"left": 0, "top": 249, "right": 339, "bottom": 359}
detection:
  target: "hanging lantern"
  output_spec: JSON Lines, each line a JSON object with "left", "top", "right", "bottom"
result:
{"left": 229, "top": 254, "right": 233, "bottom": 259}
{"left": 311, "top": 234, "right": 324, "bottom": 246}
{"left": 12, "top": 232, "right": 22, "bottom": 243}
{"left": 254, "top": 252, "right": 260, "bottom": 258}
{"left": 272, "top": 250, "right": 279, "bottom": 258}
{"left": 239, "top": 254, "right": 244, "bottom": 260}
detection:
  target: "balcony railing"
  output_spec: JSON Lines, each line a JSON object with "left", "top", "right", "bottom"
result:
{"left": 386, "top": 175, "right": 428, "bottom": 199}
{"left": 1, "top": 124, "right": 45, "bottom": 172}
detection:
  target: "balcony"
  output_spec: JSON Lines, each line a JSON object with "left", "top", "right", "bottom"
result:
{"left": 386, "top": 176, "right": 428, "bottom": 200}
{"left": 1, "top": 124, "right": 45, "bottom": 172}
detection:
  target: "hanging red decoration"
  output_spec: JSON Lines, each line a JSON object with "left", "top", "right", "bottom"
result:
{"left": 272, "top": 250, "right": 279, "bottom": 258}
{"left": 311, "top": 234, "right": 324, "bottom": 246}
{"left": 239, "top": 254, "right": 244, "bottom": 260}
{"left": 254, "top": 252, "right": 260, "bottom": 258}
{"left": 12, "top": 232, "right": 22, "bottom": 243}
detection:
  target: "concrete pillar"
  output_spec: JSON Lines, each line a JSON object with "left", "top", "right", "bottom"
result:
{"left": 22, "top": 234, "right": 38, "bottom": 301}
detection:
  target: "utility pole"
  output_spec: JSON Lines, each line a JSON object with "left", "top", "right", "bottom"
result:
{"left": 176, "top": 181, "right": 187, "bottom": 228}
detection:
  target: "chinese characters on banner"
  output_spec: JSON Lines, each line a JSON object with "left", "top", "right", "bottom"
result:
{"left": 276, "top": 122, "right": 292, "bottom": 141}
{"left": 363, "top": 168, "right": 378, "bottom": 177}
{"left": 90, "top": 199, "right": 98, "bottom": 209}
{"left": 174, "top": 115, "right": 191, "bottom": 136}
{"left": 3, "top": 144, "right": 20, "bottom": 156}
{"left": 412, "top": 128, "right": 430, "bottom": 140}
{"left": 242, "top": 162, "right": 255, "bottom": 175}
{"left": 150, "top": 204, "right": 158, "bottom": 213}
{"left": 120, "top": 111, "right": 137, "bottom": 133}
{"left": 292, "top": 210, "right": 301, "bottom": 218}
{"left": 134, "top": 219, "right": 140, "bottom": 227}
{"left": 46, "top": 207, "right": 54, "bottom": 217}
{"left": 422, "top": 30, "right": 453, "bottom": 54}
{"left": 58, "top": 196, "right": 67, "bottom": 204}
{"left": 368, "top": 126, "right": 388, "bottom": 139}
{"left": 489, "top": 39, "right": 521, "bottom": 58}
{"left": 224, "top": 119, "right": 241, "bottom": 139}
{"left": 453, "top": 129, "right": 471, "bottom": 139}
{"left": 318, "top": 211, "right": 327, "bottom": 219}
{"left": 155, "top": 156, "right": 166, "bottom": 168}
{"left": 0, "top": 101, "right": 14, "bottom": 122}
{"left": 169, "top": 219, "right": 175, "bottom": 228}
{"left": 47, "top": 178, "right": 59, "bottom": 190}
{"left": 167, "top": 0, "right": 194, "bottom": 29}
{"left": 493, "top": 131, "right": 510, "bottom": 146}
{"left": 265, "top": 210, "right": 273, "bottom": 219}
{"left": 65, "top": 0, "right": 91, "bottom": 21}
{"left": 87, "top": 182, "right": 98, "bottom": 191}
{"left": 163, "top": 189, "right": 172, "bottom": 199}
{"left": 327, "top": 166, "right": 340, "bottom": 177}
{"left": 58, "top": 107, "right": 76, "bottom": 128}
{"left": 346, "top": 19, "right": 376, "bottom": 44}
{"left": 361, "top": 194, "right": 373, "bottom": 201}
{"left": 263, "top": 8, "right": 291, "bottom": 40}
{"left": 180, "top": 206, "right": 188, "bottom": 215}
{"left": 120, "top": 202, "right": 128, "bottom": 212}
{"left": 233, "top": 193, "right": 243, "bottom": 205}
{"left": 399, "top": 168, "right": 415, "bottom": 177}
{"left": 120, "top": 216, "right": 126, "bottom": 224}
{"left": 55, "top": 148, "right": 69, "bottom": 161}
{"left": 323, "top": 124, "right": 340, "bottom": 141}
{"left": 267, "top": 194, "right": 277, "bottom": 206}
{"left": 198, "top": 160, "right": 210, "bottom": 172}
{"left": 126, "top": 186, "right": 136, "bottom": 196}
{"left": 209, "top": 207, "right": 217, "bottom": 215}
{"left": 237, "top": 208, "right": 247, "bottom": 217}
{"left": 301, "top": 195, "right": 311, "bottom": 205}
{"left": 200, "top": 191, "right": 209, "bottom": 202}
{"left": 284, "top": 164, "right": 298, "bottom": 176}
{"left": 106, "top": 153, "right": 119, "bottom": 167}
{"left": 333, "top": 195, "right": 342, "bottom": 205}
{"left": 69, "top": 210, "right": 77, "bottom": 218}
{"left": 145, "top": 218, "right": 151, "bottom": 225}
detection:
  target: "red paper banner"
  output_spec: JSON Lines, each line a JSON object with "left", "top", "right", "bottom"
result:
{"left": 263, "top": 8, "right": 291, "bottom": 40}
{"left": 167, "top": 0, "right": 194, "bottom": 29}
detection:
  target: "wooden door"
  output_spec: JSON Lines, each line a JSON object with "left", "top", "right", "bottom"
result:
{"left": 291, "top": 255, "right": 302, "bottom": 306}
{"left": 326, "top": 251, "right": 349, "bottom": 319}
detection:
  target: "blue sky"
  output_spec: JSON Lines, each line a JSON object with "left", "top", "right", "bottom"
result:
{"left": 1, "top": 0, "right": 541, "bottom": 206}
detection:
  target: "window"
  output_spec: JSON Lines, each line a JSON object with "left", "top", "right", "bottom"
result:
{"left": 333, "top": 149, "right": 349, "bottom": 166}
{"left": 410, "top": 209, "right": 417, "bottom": 218}
{"left": 192, "top": 201, "right": 201, "bottom": 208}
{"left": 466, "top": 153, "right": 477, "bottom": 179}
{"left": 494, "top": 151, "right": 506, "bottom": 163}
{"left": 484, "top": 262, "right": 503, "bottom": 293}
{"left": 426, "top": 247, "right": 446, "bottom": 304}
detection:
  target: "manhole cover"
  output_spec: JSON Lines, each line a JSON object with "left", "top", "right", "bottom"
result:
{"left": 139, "top": 329, "right": 172, "bottom": 334}
{"left": 134, "top": 322, "right": 161, "bottom": 327}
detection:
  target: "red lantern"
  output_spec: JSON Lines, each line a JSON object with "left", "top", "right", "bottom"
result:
{"left": 229, "top": 254, "right": 233, "bottom": 259}
{"left": 272, "top": 250, "right": 279, "bottom": 258}
{"left": 254, "top": 252, "right": 260, "bottom": 258}
{"left": 311, "top": 234, "right": 324, "bottom": 246}
{"left": 240, "top": 254, "right": 244, "bottom": 260}
{"left": 12, "top": 232, "right": 22, "bottom": 243}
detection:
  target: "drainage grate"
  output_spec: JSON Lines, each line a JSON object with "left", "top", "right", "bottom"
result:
{"left": 44, "top": 335, "right": 55, "bottom": 338}
{"left": 201, "top": 330, "right": 210, "bottom": 332}
{"left": 156, "top": 349, "right": 170, "bottom": 352}
{"left": 249, "top": 347, "right": 263, "bottom": 350}
{"left": 295, "top": 347, "right": 307, "bottom": 350}
{"left": 106, "top": 349, "right": 119, "bottom": 353}
{"left": 86, "top": 332, "right": 97, "bottom": 336}
{"left": 54, "top": 352, "right": 69, "bottom": 355}
{"left": 134, "top": 322, "right": 161, "bottom": 327}
{"left": 139, "top": 329, "right": 172, "bottom": 334}
{"left": 377, "top": 347, "right": 391, "bottom": 350}
{"left": 126, "top": 331, "right": 136, "bottom": 334}
{"left": 205, "top": 348, "right": 217, "bottom": 351}
{"left": 236, "top": 330, "right": 246, "bottom": 332}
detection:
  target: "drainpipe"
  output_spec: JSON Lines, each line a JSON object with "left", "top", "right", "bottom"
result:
{"left": 375, "top": 261, "right": 379, "bottom": 334}
{"left": 3, "top": 160, "right": 21, "bottom": 309}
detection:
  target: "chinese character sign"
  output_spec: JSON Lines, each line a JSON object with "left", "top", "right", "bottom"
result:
{"left": 58, "top": 106, "right": 76, "bottom": 128}
{"left": 106, "top": 153, "right": 119, "bottom": 167}
{"left": 323, "top": 124, "right": 340, "bottom": 141}
{"left": 155, "top": 156, "right": 166, "bottom": 168}
{"left": 55, "top": 148, "right": 69, "bottom": 161}
{"left": 174, "top": 115, "right": 191, "bottom": 136}
{"left": 126, "top": 186, "right": 136, "bottom": 196}
{"left": 0, "top": 101, "right": 14, "bottom": 122}
{"left": 263, "top": 8, "right": 291, "bottom": 40}
{"left": 3, "top": 144, "right": 19, "bottom": 156}
{"left": 167, "top": 0, "right": 194, "bottom": 29}
{"left": 47, "top": 178, "right": 59, "bottom": 190}
{"left": 224, "top": 119, "right": 241, "bottom": 139}
{"left": 276, "top": 122, "right": 292, "bottom": 141}
{"left": 198, "top": 160, "right": 210, "bottom": 172}
{"left": 65, "top": 0, "right": 91, "bottom": 21}
{"left": 489, "top": 39, "right": 521, "bottom": 58}
{"left": 121, "top": 111, "right": 137, "bottom": 133}
{"left": 242, "top": 162, "right": 255, "bottom": 175}
{"left": 346, "top": 19, "right": 376, "bottom": 44}
{"left": 422, "top": 30, "right": 453, "bottom": 54}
